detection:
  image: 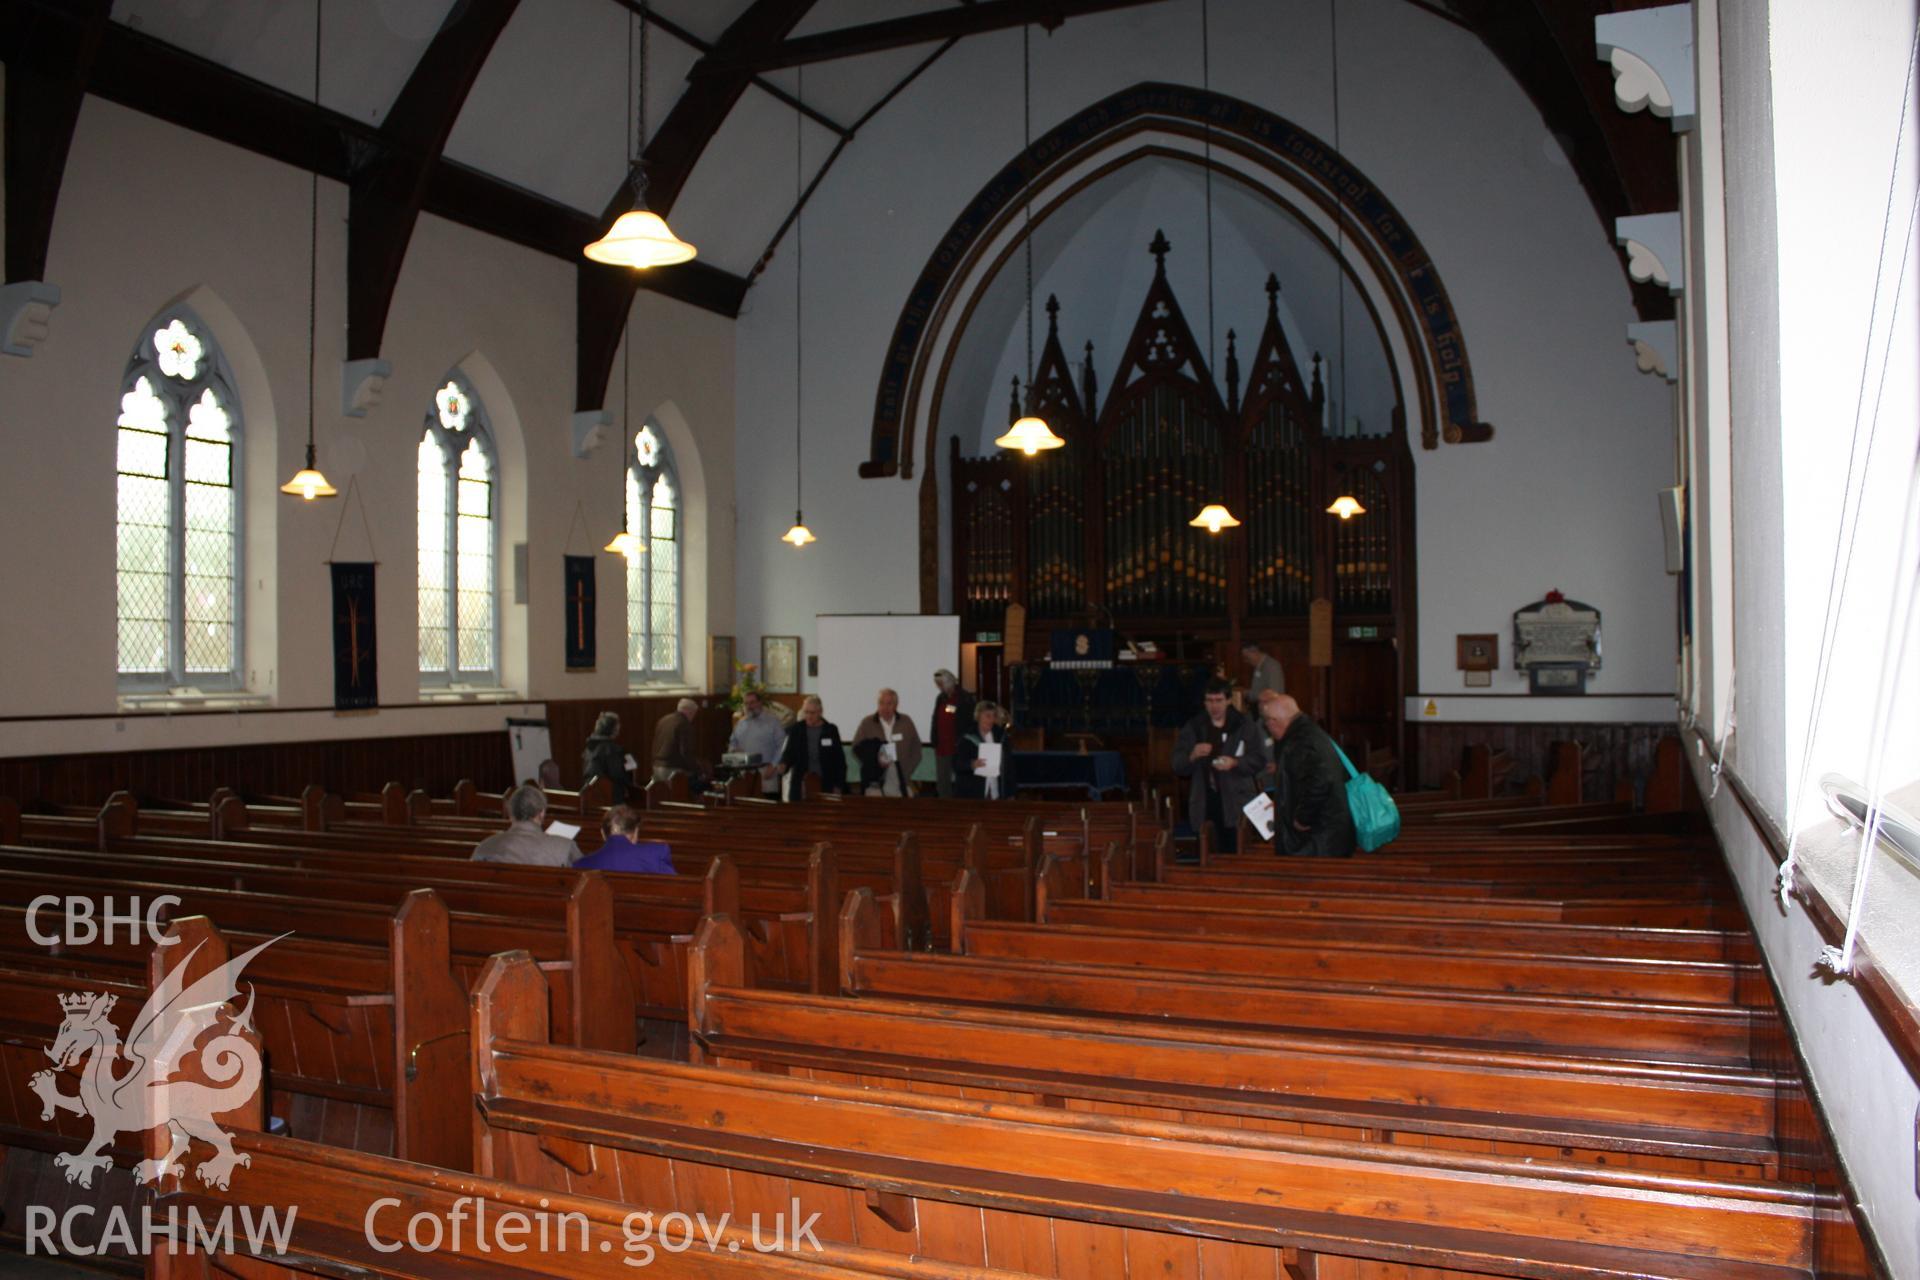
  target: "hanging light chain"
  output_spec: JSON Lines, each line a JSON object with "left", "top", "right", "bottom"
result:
{"left": 795, "top": 62, "right": 805, "bottom": 513}
{"left": 1331, "top": 0, "right": 1346, "bottom": 433}
{"left": 631, "top": 2, "right": 650, "bottom": 206}
{"left": 1202, "top": 0, "right": 1214, "bottom": 372}
{"left": 306, "top": 0, "right": 322, "bottom": 458}
{"left": 1023, "top": 23, "right": 1036, "bottom": 401}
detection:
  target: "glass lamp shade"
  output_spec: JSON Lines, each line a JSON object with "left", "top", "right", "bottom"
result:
{"left": 279, "top": 444, "right": 337, "bottom": 500}
{"left": 993, "top": 415, "right": 1065, "bottom": 456}
{"left": 1326, "top": 494, "right": 1367, "bottom": 520}
{"left": 583, "top": 206, "right": 697, "bottom": 268}
{"left": 1189, "top": 503, "right": 1242, "bottom": 533}
{"left": 603, "top": 529, "right": 645, "bottom": 560}
{"left": 782, "top": 514, "right": 816, "bottom": 547}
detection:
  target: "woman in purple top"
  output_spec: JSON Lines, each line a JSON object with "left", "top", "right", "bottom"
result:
{"left": 575, "top": 804, "right": 676, "bottom": 875}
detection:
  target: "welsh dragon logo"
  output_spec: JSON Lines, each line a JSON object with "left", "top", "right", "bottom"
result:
{"left": 29, "top": 937, "right": 278, "bottom": 1191}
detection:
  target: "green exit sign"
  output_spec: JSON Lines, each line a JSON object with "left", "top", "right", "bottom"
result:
{"left": 976, "top": 632, "right": 1002, "bottom": 643}
{"left": 1346, "top": 626, "right": 1379, "bottom": 640}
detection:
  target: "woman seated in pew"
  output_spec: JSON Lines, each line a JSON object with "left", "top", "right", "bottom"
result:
{"left": 574, "top": 804, "right": 676, "bottom": 874}
{"left": 776, "top": 695, "right": 849, "bottom": 800}
{"left": 952, "top": 701, "right": 1018, "bottom": 800}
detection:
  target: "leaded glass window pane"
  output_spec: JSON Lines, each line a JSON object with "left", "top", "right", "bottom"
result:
{"left": 625, "top": 468, "right": 648, "bottom": 672}
{"left": 649, "top": 473, "right": 677, "bottom": 673}
{"left": 418, "top": 433, "right": 449, "bottom": 674}
{"left": 625, "top": 423, "right": 682, "bottom": 682}
{"left": 418, "top": 376, "right": 496, "bottom": 684}
{"left": 115, "top": 311, "right": 243, "bottom": 689}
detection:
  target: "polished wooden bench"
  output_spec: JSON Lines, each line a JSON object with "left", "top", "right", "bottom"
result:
{"left": 475, "top": 947, "right": 1816, "bottom": 1280}
{"left": 687, "top": 913, "right": 1784, "bottom": 1177}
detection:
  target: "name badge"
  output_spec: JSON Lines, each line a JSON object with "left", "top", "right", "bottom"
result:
{"left": 820, "top": 738, "right": 834, "bottom": 746}
{"left": 891, "top": 733, "right": 903, "bottom": 742}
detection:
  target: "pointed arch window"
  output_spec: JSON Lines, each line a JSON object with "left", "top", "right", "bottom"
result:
{"left": 115, "top": 309, "right": 244, "bottom": 690}
{"left": 625, "top": 423, "right": 681, "bottom": 683}
{"left": 417, "top": 375, "right": 497, "bottom": 685}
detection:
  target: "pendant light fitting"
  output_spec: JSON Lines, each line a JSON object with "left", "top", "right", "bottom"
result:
{"left": 783, "top": 64, "right": 815, "bottom": 549}
{"left": 995, "top": 24, "right": 1064, "bottom": 457}
{"left": 585, "top": 1, "right": 696, "bottom": 269}
{"left": 1188, "top": 0, "right": 1236, "bottom": 533}
{"left": 1324, "top": 0, "right": 1364, "bottom": 520}
{"left": 280, "top": 0, "right": 336, "bottom": 501}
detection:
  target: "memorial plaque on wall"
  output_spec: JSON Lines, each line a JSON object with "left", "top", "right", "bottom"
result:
{"left": 1513, "top": 591, "right": 1600, "bottom": 695}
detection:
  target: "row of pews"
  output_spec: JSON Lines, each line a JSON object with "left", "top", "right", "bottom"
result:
{"left": 0, "top": 755, "right": 1871, "bottom": 1279}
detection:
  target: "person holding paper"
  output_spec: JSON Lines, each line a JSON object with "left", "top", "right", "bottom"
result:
{"left": 1259, "top": 694, "right": 1356, "bottom": 858}
{"left": 953, "top": 701, "right": 1017, "bottom": 800}
{"left": 471, "top": 785, "right": 582, "bottom": 867}
{"left": 778, "top": 695, "right": 849, "bottom": 798}
{"left": 1172, "top": 678, "right": 1267, "bottom": 853}
{"left": 853, "top": 688, "right": 923, "bottom": 796}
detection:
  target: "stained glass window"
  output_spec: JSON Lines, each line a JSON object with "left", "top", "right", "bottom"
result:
{"left": 418, "top": 374, "right": 496, "bottom": 684}
{"left": 626, "top": 422, "right": 681, "bottom": 683}
{"left": 115, "top": 310, "right": 241, "bottom": 689}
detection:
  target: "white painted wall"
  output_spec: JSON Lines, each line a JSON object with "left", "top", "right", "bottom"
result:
{"left": 0, "top": 94, "right": 734, "bottom": 755}
{"left": 732, "top": 0, "right": 1678, "bottom": 713}
{"left": 1695, "top": 0, "right": 1920, "bottom": 1269}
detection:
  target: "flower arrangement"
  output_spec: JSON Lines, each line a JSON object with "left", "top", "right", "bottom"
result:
{"left": 723, "top": 660, "right": 765, "bottom": 715}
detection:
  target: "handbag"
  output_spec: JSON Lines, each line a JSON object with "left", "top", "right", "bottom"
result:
{"left": 1333, "top": 744, "right": 1400, "bottom": 853}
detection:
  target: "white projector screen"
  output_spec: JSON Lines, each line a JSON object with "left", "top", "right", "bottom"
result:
{"left": 814, "top": 614, "right": 961, "bottom": 733}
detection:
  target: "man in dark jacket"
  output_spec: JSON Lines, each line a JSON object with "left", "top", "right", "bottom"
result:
{"left": 778, "top": 695, "right": 848, "bottom": 798}
{"left": 1171, "top": 679, "right": 1267, "bottom": 853}
{"left": 951, "top": 701, "right": 1017, "bottom": 800}
{"left": 1259, "top": 694, "right": 1357, "bottom": 858}
{"left": 580, "top": 711, "right": 630, "bottom": 802}
{"left": 929, "top": 669, "right": 978, "bottom": 798}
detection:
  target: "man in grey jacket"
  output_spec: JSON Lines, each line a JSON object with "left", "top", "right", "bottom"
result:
{"left": 472, "top": 785, "right": 582, "bottom": 867}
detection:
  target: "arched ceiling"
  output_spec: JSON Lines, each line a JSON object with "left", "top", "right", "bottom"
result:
{"left": 3, "top": 0, "right": 1681, "bottom": 398}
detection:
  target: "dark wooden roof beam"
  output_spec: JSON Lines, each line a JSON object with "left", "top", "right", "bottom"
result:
{"left": 702, "top": 0, "right": 1174, "bottom": 76}
{"left": 347, "top": 0, "right": 522, "bottom": 363}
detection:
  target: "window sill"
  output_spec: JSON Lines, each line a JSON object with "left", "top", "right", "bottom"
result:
{"left": 418, "top": 686, "right": 523, "bottom": 704}
{"left": 629, "top": 683, "right": 700, "bottom": 697}
{"left": 117, "top": 690, "right": 271, "bottom": 713}
{"left": 1689, "top": 724, "right": 1920, "bottom": 1081}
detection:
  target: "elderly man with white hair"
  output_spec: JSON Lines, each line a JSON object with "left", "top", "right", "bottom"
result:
{"left": 852, "top": 687, "right": 923, "bottom": 796}
{"left": 472, "top": 785, "right": 582, "bottom": 866}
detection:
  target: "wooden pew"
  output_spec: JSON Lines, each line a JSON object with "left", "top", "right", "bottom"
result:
{"left": 158, "top": 1131, "right": 1040, "bottom": 1278}
{"left": 475, "top": 946, "right": 1817, "bottom": 1280}
{"left": 842, "top": 887, "right": 1768, "bottom": 1064}
{"left": 689, "top": 912, "right": 1784, "bottom": 1176}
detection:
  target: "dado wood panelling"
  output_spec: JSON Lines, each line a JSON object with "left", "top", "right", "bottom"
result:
{"left": 1410, "top": 720, "right": 1672, "bottom": 803}
{"left": 0, "top": 698, "right": 735, "bottom": 808}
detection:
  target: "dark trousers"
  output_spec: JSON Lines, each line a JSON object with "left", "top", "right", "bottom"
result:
{"left": 1204, "top": 785, "right": 1237, "bottom": 853}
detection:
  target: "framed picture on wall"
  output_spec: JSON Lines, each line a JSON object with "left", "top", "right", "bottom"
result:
{"left": 761, "top": 636, "right": 800, "bottom": 693}
{"left": 709, "top": 636, "right": 735, "bottom": 693}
